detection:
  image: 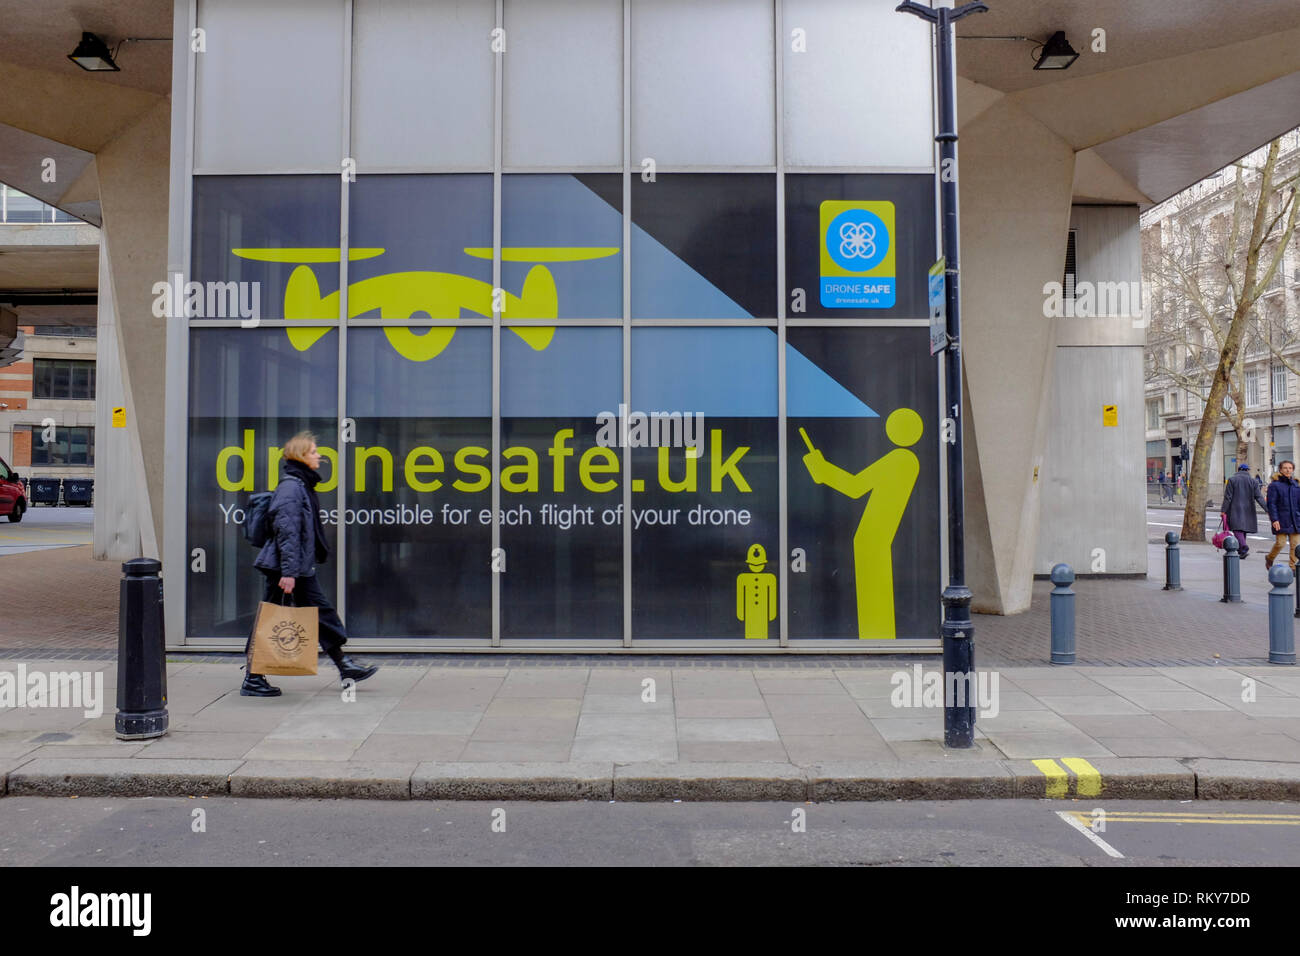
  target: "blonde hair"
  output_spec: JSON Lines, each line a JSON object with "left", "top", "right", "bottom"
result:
{"left": 282, "top": 431, "right": 318, "bottom": 464}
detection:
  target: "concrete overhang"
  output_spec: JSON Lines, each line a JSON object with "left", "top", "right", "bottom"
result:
{"left": 955, "top": 0, "right": 1300, "bottom": 206}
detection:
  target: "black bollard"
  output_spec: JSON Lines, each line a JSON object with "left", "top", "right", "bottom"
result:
{"left": 115, "top": 558, "right": 169, "bottom": 740}
{"left": 1163, "top": 531, "right": 1182, "bottom": 591}
{"left": 1221, "top": 536, "right": 1242, "bottom": 604}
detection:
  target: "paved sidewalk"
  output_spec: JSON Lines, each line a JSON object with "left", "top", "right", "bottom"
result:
{"left": 2, "top": 657, "right": 1300, "bottom": 801}
{"left": 1, "top": 540, "right": 1291, "bottom": 666}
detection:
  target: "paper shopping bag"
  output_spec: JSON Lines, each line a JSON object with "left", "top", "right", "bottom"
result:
{"left": 249, "top": 598, "right": 319, "bottom": 676}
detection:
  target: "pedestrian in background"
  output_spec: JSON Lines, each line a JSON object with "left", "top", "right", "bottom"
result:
{"left": 1222, "top": 462, "right": 1268, "bottom": 559}
{"left": 1266, "top": 460, "right": 1300, "bottom": 571}
{"left": 242, "top": 431, "right": 379, "bottom": 697}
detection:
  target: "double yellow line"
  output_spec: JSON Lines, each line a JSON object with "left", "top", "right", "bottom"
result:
{"left": 1033, "top": 757, "right": 1102, "bottom": 797}
{"left": 1064, "top": 810, "right": 1300, "bottom": 826}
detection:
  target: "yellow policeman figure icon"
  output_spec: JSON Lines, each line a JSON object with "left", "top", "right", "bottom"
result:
{"left": 736, "top": 543, "right": 777, "bottom": 640}
{"left": 800, "top": 408, "right": 923, "bottom": 639}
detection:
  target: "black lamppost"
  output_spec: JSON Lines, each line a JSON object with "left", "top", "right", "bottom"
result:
{"left": 897, "top": 0, "right": 987, "bottom": 748}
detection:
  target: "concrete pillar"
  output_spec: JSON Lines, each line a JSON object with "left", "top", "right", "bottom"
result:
{"left": 91, "top": 100, "right": 170, "bottom": 559}
{"left": 958, "top": 95, "right": 1076, "bottom": 613}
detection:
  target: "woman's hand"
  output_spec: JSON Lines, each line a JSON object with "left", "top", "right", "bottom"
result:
{"left": 279, "top": 576, "right": 296, "bottom": 594}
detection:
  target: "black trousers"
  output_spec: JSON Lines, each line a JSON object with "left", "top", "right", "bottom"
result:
{"left": 245, "top": 572, "right": 348, "bottom": 671}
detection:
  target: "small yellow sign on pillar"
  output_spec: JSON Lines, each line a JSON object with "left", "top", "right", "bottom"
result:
{"left": 1102, "top": 404, "right": 1118, "bottom": 427}
{"left": 112, "top": 407, "right": 126, "bottom": 428}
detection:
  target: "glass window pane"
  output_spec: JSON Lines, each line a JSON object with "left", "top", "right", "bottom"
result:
{"left": 785, "top": 173, "right": 936, "bottom": 319}
{"left": 348, "top": 175, "right": 493, "bottom": 315}
{"left": 504, "top": 0, "right": 622, "bottom": 167}
{"left": 783, "top": 0, "right": 933, "bottom": 168}
{"left": 503, "top": 174, "right": 622, "bottom": 319}
{"left": 5, "top": 189, "right": 43, "bottom": 223}
{"left": 786, "top": 328, "right": 939, "bottom": 639}
{"left": 33, "top": 361, "right": 51, "bottom": 397}
{"left": 631, "top": 0, "right": 774, "bottom": 166}
{"left": 631, "top": 174, "right": 776, "bottom": 319}
{"left": 52, "top": 362, "right": 70, "bottom": 398}
{"left": 346, "top": 327, "right": 492, "bottom": 638}
{"left": 192, "top": 176, "right": 341, "bottom": 322}
{"left": 69, "top": 429, "right": 88, "bottom": 466}
{"left": 502, "top": 328, "right": 622, "bottom": 638}
{"left": 188, "top": 328, "right": 339, "bottom": 638}
{"left": 352, "top": 0, "right": 495, "bottom": 169}
{"left": 194, "top": 0, "right": 346, "bottom": 171}
{"left": 631, "top": 327, "right": 778, "bottom": 639}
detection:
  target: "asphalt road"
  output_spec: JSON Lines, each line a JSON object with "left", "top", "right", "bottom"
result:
{"left": 0, "top": 505, "right": 92, "bottom": 556}
{"left": 1, "top": 796, "right": 1298, "bottom": 866}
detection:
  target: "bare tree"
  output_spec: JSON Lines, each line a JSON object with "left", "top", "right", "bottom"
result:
{"left": 1146, "top": 135, "right": 1299, "bottom": 541}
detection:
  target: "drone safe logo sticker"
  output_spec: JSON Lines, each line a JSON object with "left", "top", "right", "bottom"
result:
{"left": 819, "top": 200, "right": 896, "bottom": 308}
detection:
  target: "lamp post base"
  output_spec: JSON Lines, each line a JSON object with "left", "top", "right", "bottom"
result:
{"left": 942, "top": 585, "right": 975, "bottom": 748}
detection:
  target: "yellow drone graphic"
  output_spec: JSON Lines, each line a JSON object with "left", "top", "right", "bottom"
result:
{"left": 231, "top": 246, "right": 618, "bottom": 361}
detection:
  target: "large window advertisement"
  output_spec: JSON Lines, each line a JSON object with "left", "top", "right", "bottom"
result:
{"left": 186, "top": 169, "right": 939, "bottom": 644}
{"left": 186, "top": 168, "right": 938, "bottom": 645}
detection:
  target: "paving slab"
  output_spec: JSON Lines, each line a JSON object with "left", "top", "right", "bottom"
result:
{"left": 6, "top": 758, "right": 241, "bottom": 796}
{"left": 782, "top": 735, "right": 897, "bottom": 765}
{"left": 569, "top": 736, "right": 678, "bottom": 763}
{"left": 230, "top": 760, "right": 415, "bottom": 799}
{"left": 352, "top": 734, "right": 468, "bottom": 763}
{"left": 411, "top": 761, "right": 612, "bottom": 800}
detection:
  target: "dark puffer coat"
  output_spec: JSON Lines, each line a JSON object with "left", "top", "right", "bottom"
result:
{"left": 253, "top": 460, "right": 328, "bottom": 578}
{"left": 1268, "top": 475, "right": 1300, "bottom": 535}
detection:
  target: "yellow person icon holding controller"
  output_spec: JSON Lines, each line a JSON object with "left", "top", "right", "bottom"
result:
{"left": 736, "top": 543, "right": 778, "bottom": 639}
{"left": 800, "top": 408, "right": 923, "bottom": 639}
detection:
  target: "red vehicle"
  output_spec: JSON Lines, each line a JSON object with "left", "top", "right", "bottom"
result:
{"left": 0, "top": 456, "right": 27, "bottom": 522}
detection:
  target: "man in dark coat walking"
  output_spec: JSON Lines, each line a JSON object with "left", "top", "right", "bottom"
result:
{"left": 1222, "top": 462, "right": 1267, "bottom": 558}
{"left": 1266, "top": 460, "right": 1300, "bottom": 570}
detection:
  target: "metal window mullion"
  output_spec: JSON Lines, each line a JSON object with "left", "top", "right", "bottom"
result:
{"left": 622, "top": 0, "right": 632, "bottom": 647}
{"left": 336, "top": 0, "right": 354, "bottom": 625}
{"left": 775, "top": 0, "right": 788, "bottom": 648}
{"left": 167, "top": 0, "right": 199, "bottom": 646}
{"left": 491, "top": 0, "right": 504, "bottom": 646}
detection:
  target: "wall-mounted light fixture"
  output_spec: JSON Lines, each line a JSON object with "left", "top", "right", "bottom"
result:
{"left": 68, "top": 33, "right": 171, "bottom": 73}
{"left": 959, "top": 30, "right": 1082, "bottom": 72}
{"left": 1033, "top": 31, "right": 1081, "bottom": 70}
{"left": 67, "top": 32, "right": 119, "bottom": 71}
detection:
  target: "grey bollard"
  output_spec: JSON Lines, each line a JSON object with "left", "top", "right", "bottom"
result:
{"left": 115, "top": 557, "right": 169, "bottom": 740}
{"left": 1269, "top": 566, "right": 1297, "bottom": 664}
{"left": 1221, "top": 536, "right": 1242, "bottom": 604}
{"left": 1163, "top": 531, "right": 1182, "bottom": 591}
{"left": 1050, "top": 563, "right": 1075, "bottom": 665}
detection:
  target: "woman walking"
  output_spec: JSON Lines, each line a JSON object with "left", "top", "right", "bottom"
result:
{"left": 242, "top": 431, "right": 378, "bottom": 697}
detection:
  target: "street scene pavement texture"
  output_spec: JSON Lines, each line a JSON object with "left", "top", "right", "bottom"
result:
{"left": 3, "top": 524, "right": 1300, "bottom": 800}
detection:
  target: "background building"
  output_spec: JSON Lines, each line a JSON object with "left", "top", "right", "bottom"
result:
{"left": 1143, "top": 129, "right": 1300, "bottom": 493}
{"left": 0, "top": 185, "right": 98, "bottom": 488}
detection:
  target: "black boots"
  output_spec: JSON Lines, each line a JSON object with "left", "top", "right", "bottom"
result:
{"left": 240, "top": 673, "right": 282, "bottom": 697}
{"left": 327, "top": 646, "right": 379, "bottom": 683}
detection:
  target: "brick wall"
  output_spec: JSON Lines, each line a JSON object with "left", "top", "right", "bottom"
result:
{"left": 12, "top": 426, "right": 30, "bottom": 467}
